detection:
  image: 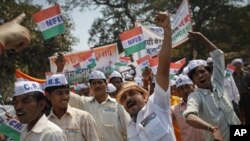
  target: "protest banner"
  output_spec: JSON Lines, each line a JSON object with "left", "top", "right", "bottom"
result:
{"left": 49, "top": 44, "right": 119, "bottom": 84}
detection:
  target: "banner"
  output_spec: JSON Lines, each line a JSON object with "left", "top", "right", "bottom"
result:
{"left": 120, "top": 27, "right": 145, "bottom": 55}
{"left": 15, "top": 69, "right": 46, "bottom": 83}
{"left": 171, "top": 0, "right": 192, "bottom": 47}
{"left": 33, "top": 4, "right": 64, "bottom": 40}
{"left": 49, "top": 44, "right": 119, "bottom": 84}
{"left": 139, "top": 0, "right": 192, "bottom": 56}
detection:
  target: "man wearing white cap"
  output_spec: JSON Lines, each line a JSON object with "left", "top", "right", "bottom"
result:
{"left": 13, "top": 81, "right": 67, "bottom": 141}
{"left": 109, "top": 70, "right": 123, "bottom": 98}
{"left": 69, "top": 70, "right": 130, "bottom": 141}
{"left": 45, "top": 74, "right": 99, "bottom": 141}
{"left": 231, "top": 58, "right": 250, "bottom": 124}
{"left": 183, "top": 32, "right": 240, "bottom": 141}
{"left": 171, "top": 75, "right": 204, "bottom": 141}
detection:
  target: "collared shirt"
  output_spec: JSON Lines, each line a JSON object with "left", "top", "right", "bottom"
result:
{"left": 184, "top": 49, "right": 241, "bottom": 141}
{"left": 224, "top": 75, "right": 240, "bottom": 104}
{"left": 127, "top": 82, "right": 176, "bottom": 141}
{"left": 21, "top": 114, "right": 67, "bottom": 141}
{"left": 171, "top": 100, "right": 204, "bottom": 141}
{"left": 48, "top": 105, "right": 99, "bottom": 141}
{"left": 69, "top": 94, "right": 130, "bottom": 141}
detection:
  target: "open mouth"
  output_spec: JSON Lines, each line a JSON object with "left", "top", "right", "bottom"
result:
{"left": 200, "top": 79, "right": 206, "bottom": 83}
{"left": 16, "top": 111, "right": 25, "bottom": 117}
{"left": 126, "top": 100, "right": 136, "bottom": 109}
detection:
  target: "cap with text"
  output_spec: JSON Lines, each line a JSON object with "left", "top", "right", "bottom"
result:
{"left": 14, "top": 81, "right": 44, "bottom": 97}
{"left": 45, "top": 73, "right": 68, "bottom": 89}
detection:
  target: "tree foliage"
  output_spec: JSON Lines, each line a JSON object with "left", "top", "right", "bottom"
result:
{"left": 0, "top": 0, "right": 77, "bottom": 99}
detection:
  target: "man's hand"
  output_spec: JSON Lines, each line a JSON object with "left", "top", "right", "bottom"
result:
{"left": 154, "top": 12, "right": 171, "bottom": 30}
{"left": 54, "top": 52, "right": 66, "bottom": 73}
{"left": 0, "top": 13, "right": 30, "bottom": 52}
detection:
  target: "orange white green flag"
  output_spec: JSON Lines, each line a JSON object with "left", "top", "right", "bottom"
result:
{"left": 115, "top": 56, "right": 130, "bottom": 67}
{"left": 120, "top": 27, "right": 145, "bottom": 55}
{"left": 169, "top": 58, "right": 186, "bottom": 79}
{"left": 136, "top": 55, "right": 150, "bottom": 71}
{"left": 33, "top": 4, "right": 64, "bottom": 40}
{"left": 225, "top": 64, "right": 235, "bottom": 78}
{"left": 149, "top": 56, "right": 159, "bottom": 75}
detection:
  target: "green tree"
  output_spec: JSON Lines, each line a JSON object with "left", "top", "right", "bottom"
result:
{"left": 0, "top": 0, "right": 77, "bottom": 100}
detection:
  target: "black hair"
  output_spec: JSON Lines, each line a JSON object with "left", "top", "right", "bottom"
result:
{"left": 188, "top": 66, "right": 212, "bottom": 80}
{"left": 110, "top": 77, "right": 123, "bottom": 83}
{"left": 45, "top": 84, "right": 70, "bottom": 94}
{"left": 89, "top": 79, "right": 106, "bottom": 85}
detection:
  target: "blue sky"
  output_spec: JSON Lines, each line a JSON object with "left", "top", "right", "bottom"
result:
{"left": 33, "top": 1, "right": 102, "bottom": 51}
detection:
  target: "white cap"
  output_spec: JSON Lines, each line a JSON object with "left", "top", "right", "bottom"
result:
{"left": 110, "top": 71, "right": 122, "bottom": 79}
{"left": 170, "top": 79, "right": 176, "bottom": 87}
{"left": 106, "top": 83, "right": 117, "bottom": 93}
{"left": 75, "top": 83, "right": 88, "bottom": 91}
{"left": 89, "top": 70, "right": 106, "bottom": 80}
{"left": 14, "top": 81, "right": 44, "bottom": 97}
{"left": 182, "top": 66, "right": 189, "bottom": 75}
{"left": 231, "top": 58, "right": 243, "bottom": 66}
{"left": 128, "top": 69, "right": 135, "bottom": 75}
{"left": 206, "top": 57, "right": 213, "bottom": 63}
{"left": 176, "top": 75, "right": 193, "bottom": 88}
{"left": 45, "top": 74, "right": 68, "bottom": 89}
{"left": 188, "top": 60, "right": 207, "bottom": 72}
{"left": 124, "top": 73, "right": 133, "bottom": 79}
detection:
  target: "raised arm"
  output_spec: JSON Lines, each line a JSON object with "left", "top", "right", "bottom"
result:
{"left": 155, "top": 12, "right": 172, "bottom": 91}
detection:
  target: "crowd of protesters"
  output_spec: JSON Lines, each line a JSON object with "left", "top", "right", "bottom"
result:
{"left": 0, "top": 11, "right": 250, "bottom": 141}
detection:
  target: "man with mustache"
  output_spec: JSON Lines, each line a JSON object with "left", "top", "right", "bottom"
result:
{"left": 13, "top": 81, "right": 66, "bottom": 141}
{"left": 115, "top": 12, "right": 176, "bottom": 141}
{"left": 45, "top": 74, "right": 99, "bottom": 141}
{"left": 69, "top": 70, "right": 130, "bottom": 141}
{"left": 183, "top": 32, "right": 241, "bottom": 141}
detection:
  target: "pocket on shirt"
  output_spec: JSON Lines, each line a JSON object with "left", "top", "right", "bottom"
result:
{"left": 139, "top": 113, "right": 168, "bottom": 141}
{"left": 102, "top": 108, "right": 118, "bottom": 127}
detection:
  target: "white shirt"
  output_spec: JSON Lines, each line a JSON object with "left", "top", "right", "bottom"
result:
{"left": 21, "top": 114, "right": 67, "bottom": 141}
{"left": 224, "top": 75, "right": 240, "bottom": 104}
{"left": 127, "top": 82, "right": 176, "bottom": 141}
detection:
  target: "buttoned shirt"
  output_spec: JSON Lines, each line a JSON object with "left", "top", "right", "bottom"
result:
{"left": 224, "top": 75, "right": 240, "bottom": 104}
{"left": 21, "top": 114, "right": 66, "bottom": 141}
{"left": 171, "top": 100, "right": 204, "bottom": 141}
{"left": 69, "top": 94, "right": 130, "bottom": 141}
{"left": 48, "top": 105, "right": 99, "bottom": 141}
{"left": 184, "top": 49, "right": 241, "bottom": 141}
{"left": 127, "top": 82, "right": 176, "bottom": 141}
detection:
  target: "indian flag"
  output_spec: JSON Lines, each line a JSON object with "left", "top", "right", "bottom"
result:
{"left": 149, "top": 56, "right": 159, "bottom": 75}
{"left": 87, "top": 53, "right": 97, "bottom": 70}
{"left": 136, "top": 55, "right": 150, "bottom": 71}
{"left": 115, "top": 57, "right": 130, "bottom": 67}
{"left": 170, "top": 63, "right": 181, "bottom": 79}
{"left": 120, "top": 27, "right": 145, "bottom": 55}
{"left": 174, "top": 58, "right": 186, "bottom": 67}
{"left": 0, "top": 119, "right": 23, "bottom": 141}
{"left": 73, "top": 62, "right": 81, "bottom": 74}
{"left": 33, "top": 4, "right": 64, "bottom": 40}
{"left": 225, "top": 64, "right": 235, "bottom": 78}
